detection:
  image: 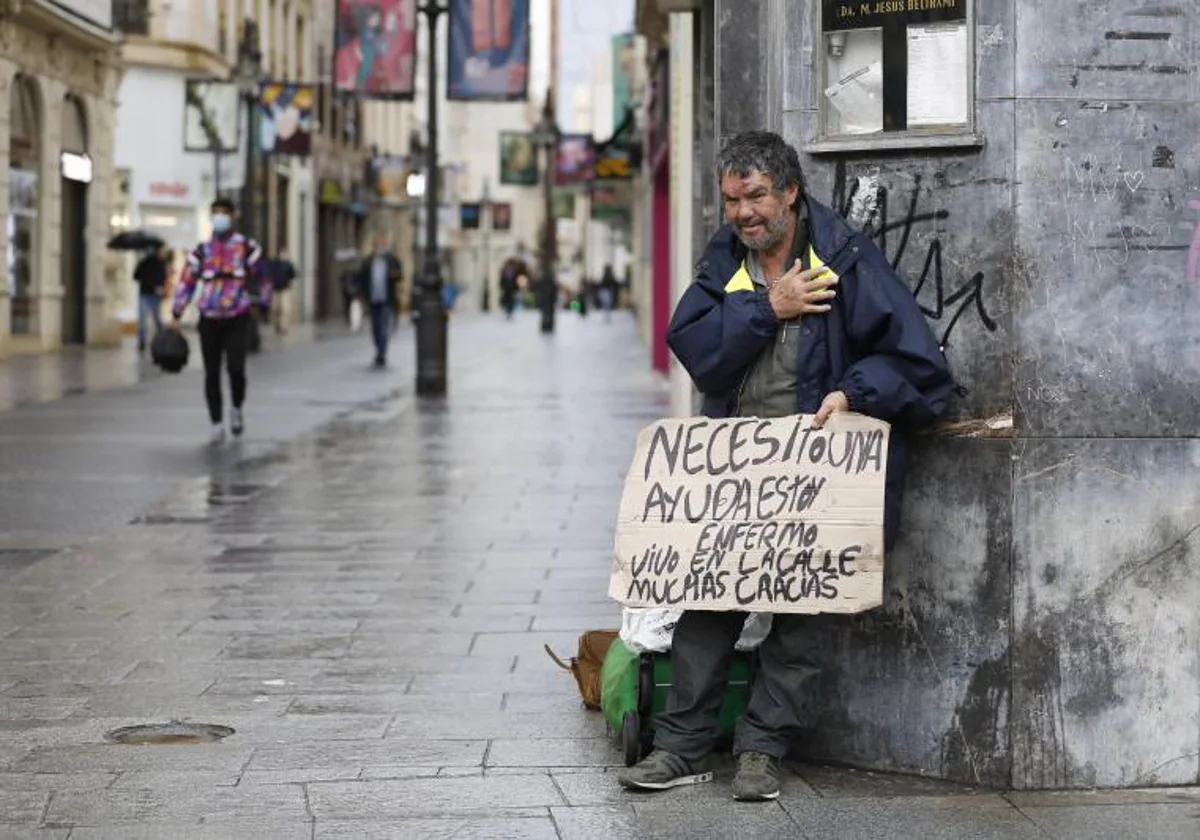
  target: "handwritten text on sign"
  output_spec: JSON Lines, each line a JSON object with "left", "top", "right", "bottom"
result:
{"left": 609, "top": 414, "right": 890, "bottom": 614}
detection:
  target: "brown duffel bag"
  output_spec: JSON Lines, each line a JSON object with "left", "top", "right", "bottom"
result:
{"left": 544, "top": 629, "right": 619, "bottom": 710}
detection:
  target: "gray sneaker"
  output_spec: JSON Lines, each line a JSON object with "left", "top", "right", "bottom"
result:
{"left": 732, "top": 751, "right": 782, "bottom": 801}
{"left": 617, "top": 749, "right": 715, "bottom": 791}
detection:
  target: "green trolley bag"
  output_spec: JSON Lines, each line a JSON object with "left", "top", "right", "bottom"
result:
{"left": 600, "top": 636, "right": 756, "bottom": 767}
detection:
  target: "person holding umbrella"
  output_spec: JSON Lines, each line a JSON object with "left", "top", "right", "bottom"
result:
{"left": 170, "top": 197, "right": 269, "bottom": 442}
{"left": 132, "top": 244, "right": 168, "bottom": 352}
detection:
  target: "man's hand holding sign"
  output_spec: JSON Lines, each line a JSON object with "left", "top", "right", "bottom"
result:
{"left": 610, "top": 412, "right": 888, "bottom": 615}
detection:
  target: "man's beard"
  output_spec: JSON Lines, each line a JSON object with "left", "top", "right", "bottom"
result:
{"left": 735, "top": 210, "right": 791, "bottom": 252}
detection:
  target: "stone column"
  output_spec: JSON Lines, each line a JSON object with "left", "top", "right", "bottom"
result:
{"left": 85, "top": 79, "right": 120, "bottom": 346}
{"left": 37, "top": 77, "right": 65, "bottom": 350}
{"left": 0, "top": 57, "right": 15, "bottom": 357}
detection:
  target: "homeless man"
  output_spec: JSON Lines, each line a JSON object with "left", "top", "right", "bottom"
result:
{"left": 617, "top": 131, "right": 953, "bottom": 801}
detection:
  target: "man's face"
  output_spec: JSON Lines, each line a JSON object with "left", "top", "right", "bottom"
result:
{"left": 720, "top": 170, "right": 798, "bottom": 252}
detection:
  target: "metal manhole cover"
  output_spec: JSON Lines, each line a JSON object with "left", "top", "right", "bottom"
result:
{"left": 104, "top": 722, "right": 235, "bottom": 745}
{"left": 0, "top": 549, "right": 57, "bottom": 578}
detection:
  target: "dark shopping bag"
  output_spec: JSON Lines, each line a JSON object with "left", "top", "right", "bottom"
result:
{"left": 150, "top": 328, "right": 189, "bottom": 374}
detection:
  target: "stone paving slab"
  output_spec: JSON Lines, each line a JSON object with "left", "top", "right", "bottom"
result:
{"left": 66, "top": 823, "right": 313, "bottom": 840}
{"left": 1016, "top": 802, "right": 1200, "bottom": 839}
{"left": 780, "top": 795, "right": 1040, "bottom": 839}
{"left": 1, "top": 314, "right": 1199, "bottom": 836}
{"left": 306, "top": 775, "right": 565, "bottom": 819}
{"left": 313, "top": 816, "right": 560, "bottom": 839}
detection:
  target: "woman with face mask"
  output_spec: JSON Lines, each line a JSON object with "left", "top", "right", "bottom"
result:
{"left": 170, "top": 198, "right": 270, "bottom": 443}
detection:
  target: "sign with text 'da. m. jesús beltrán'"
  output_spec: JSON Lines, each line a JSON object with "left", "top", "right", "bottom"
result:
{"left": 610, "top": 413, "right": 890, "bottom": 615}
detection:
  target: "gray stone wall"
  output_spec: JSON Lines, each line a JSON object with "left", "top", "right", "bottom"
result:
{"left": 713, "top": 0, "right": 1200, "bottom": 789}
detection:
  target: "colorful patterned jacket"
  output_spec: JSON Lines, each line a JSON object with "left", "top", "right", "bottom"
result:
{"left": 173, "top": 232, "right": 269, "bottom": 320}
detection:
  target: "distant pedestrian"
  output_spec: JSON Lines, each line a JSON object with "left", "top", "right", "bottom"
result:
{"left": 599, "top": 264, "right": 618, "bottom": 323}
{"left": 268, "top": 246, "right": 297, "bottom": 335}
{"left": 133, "top": 245, "right": 168, "bottom": 351}
{"left": 499, "top": 255, "right": 527, "bottom": 319}
{"left": 171, "top": 197, "right": 270, "bottom": 443}
{"left": 356, "top": 234, "right": 403, "bottom": 367}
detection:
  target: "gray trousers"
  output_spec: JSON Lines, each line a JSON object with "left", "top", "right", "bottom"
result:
{"left": 653, "top": 610, "right": 829, "bottom": 760}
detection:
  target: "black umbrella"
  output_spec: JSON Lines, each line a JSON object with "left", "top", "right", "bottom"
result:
{"left": 107, "top": 229, "right": 165, "bottom": 251}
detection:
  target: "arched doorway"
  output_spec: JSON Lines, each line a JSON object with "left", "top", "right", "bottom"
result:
{"left": 8, "top": 74, "right": 40, "bottom": 336}
{"left": 60, "top": 94, "right": 91, "bottom": 345}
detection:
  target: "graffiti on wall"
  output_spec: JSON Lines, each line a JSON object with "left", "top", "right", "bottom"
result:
{"left": 1188, "top": 200, "right": 1200, "bottom": 285}
{"left": 831, "top": 162, "right": 998, "bottom": 368}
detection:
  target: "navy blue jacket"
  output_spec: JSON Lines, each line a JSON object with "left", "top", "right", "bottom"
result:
{"left": 666, "top": 195, "right": 953, "bottom": 549}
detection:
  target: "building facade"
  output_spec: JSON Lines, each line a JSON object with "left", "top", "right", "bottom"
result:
{"left": 0, "top": 0, "right": 122, "bottom": 356}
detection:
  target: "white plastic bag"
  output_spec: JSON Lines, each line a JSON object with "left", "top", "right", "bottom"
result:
{"left": 349, "top": 298, "right": 364, "bottom": 333}
{"left": 620, "top": 608, "right": 773, "bottom": 654}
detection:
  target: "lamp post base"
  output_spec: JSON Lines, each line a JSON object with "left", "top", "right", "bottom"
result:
{"left": 413, "top": 282, "right": 448, "bottom": 395}
{"left": 538, "top": 277, "right": 556, "bottom": 334}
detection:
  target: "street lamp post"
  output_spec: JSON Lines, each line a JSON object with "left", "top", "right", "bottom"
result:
{"left": 413, "top": 1, "right": 448, "bottom": 396}
{"left": 234, "top": 19, "right": 262, "bottom": 239}
{"left": 480, "top": 178, "right": 491, "bottom": 312}
{"left": 534, "top": 92, "right": 559, "bottom": 335}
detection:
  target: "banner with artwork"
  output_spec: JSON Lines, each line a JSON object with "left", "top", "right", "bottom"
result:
{"left": 612, "top": 33, "right": 635, "bottom": 124}
{"left": 334, "top": 0, "right": 418, "bottom": 98}
{"left": 448, "top": 0, "right": 530, "bottom": 101}
{"left": 371, "top": 155, "right": 411, "bottom": 203}
{"left": 460, "top": 203, "right": 482, "bottom": 229}
{"left": 183, "top": 80, "right": 240, "bottom": 153}
{"left": 258, "top": 83, "right": 314, "bottom": 156}
{"left": 555, "top": 134, "right": 594, "bottom": 186}
{"left": 591, "top": 182, "right": 633, "bottom": 222}
{"left": 490, "top": 202, "right": 512, "bottom": 231}
{"left": 499, "top": 132, "right": 538, "bottom": 185}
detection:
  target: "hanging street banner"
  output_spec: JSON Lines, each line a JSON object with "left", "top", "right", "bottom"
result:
{"left": 555, "top": 134, "right": 594, "bottom": 186}
{"left": 448, "top": 0, "right": 530, "bottom": 101}
{"left": 594, "top": 146, "right": 634, "bottom": 181}
{"left": 460, "top": 202, "right": 482, "bottom": 229}
{"left": 612, "top": 33, "right": 636, "bottom": 126}
{"left": 552, "top": 188, "right": 576, "bottom": 219}
{"left": 609, "top": 414, "right": 890, "bottom": 615}
{"left": 334, "top": 0, "right": 418, "bottom": 98}
{"left": 183, "top": 80, "right": 240, "bottom": 153}
{"left": 591, "top": 183, "right": 633, "bottom": 222}
{"left": 258, "top": 83, "right": 315, "bottom": 156}
{"left": 499, "top": 131, "right": 538, "bottom": 185}
{"left": 371, "top": 155, "right": 411, "bottom": 204}
{"left": 491, "top": 201, "right": 512, "bottom": 230}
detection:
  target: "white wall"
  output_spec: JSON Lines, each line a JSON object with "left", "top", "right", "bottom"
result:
{"left": 113, "top": 67, "right": 211, "bottom": 252}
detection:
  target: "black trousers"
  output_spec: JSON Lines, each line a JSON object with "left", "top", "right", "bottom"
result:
{"left": 197, "top": 315, "right": 250, "bottom": 424}
{"left": 653, "top": 610, "right": 830, "bottom": 760}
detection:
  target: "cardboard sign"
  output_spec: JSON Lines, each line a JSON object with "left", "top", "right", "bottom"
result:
{"left": 609, "top": 414, "right": 890, "bottom": 615}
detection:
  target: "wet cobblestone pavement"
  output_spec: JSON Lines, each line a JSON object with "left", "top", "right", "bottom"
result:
{"left": 1, "top": 315, "right": 1197, "bottom": 838}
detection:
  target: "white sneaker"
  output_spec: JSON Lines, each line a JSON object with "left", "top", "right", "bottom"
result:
{"left": 230, "top": 407, "right": 244, "bottom": 437}
{"left": 210, "top": 423, "right": 226, "bottom": 443}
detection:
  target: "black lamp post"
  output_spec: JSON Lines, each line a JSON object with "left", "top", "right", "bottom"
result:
{"left": 533, "top": 91, "right": 559, "bottom": 335}
{"left": 234, "top": 19, "right": 263, "bottom": 239}
{"left": 413, "top": 1, "right": 448, "bottom": 396}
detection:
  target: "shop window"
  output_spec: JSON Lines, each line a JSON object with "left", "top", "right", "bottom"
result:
{"left": 813, "top": 0, "right": 979, "bottom": 152}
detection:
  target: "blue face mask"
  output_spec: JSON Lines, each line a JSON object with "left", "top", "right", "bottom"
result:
{"left": 212, "top": 213, "right": 231, "bottom": 234}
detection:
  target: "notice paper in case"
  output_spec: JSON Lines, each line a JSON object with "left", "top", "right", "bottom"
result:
{"left": 824, "top": 61, "right": 884, "bottom": 135}
{"left": 907, "top": 23, "right": 969, "bottom": 128}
